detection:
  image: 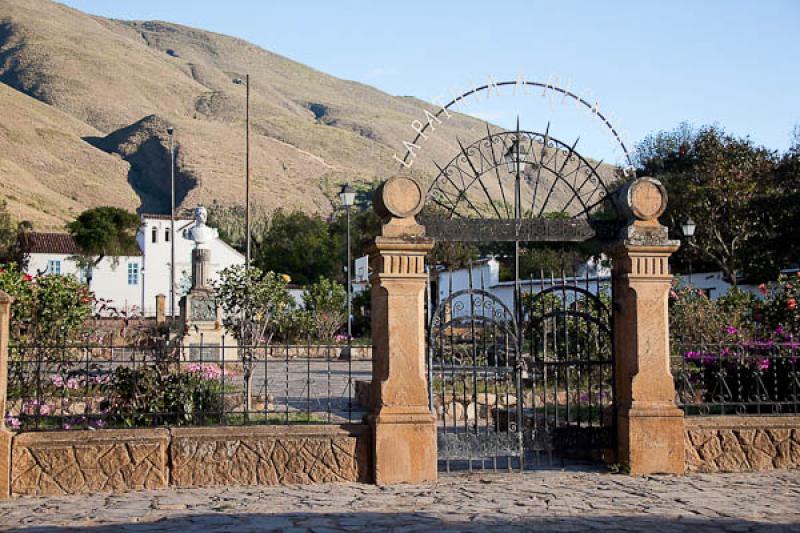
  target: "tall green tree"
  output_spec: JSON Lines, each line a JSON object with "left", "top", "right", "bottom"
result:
{"left": 67, "top": 207, "right": 141, "bottom": 283}
{"left": 255, "top": 209, "right": 337, "bottom": 285}
{"left": 636, "top": 124, "right": 779, "bottom": 284}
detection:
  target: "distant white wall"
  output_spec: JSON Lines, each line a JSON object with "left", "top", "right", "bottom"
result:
{"left": 24, "top": 215, "right": 244, "bottom": 317}
{"left": 675, "top": 271, "right": 761, "bottom": 300}
{"left": 139, "top": 216, "right": 245, "bottom": 317}
{"left": 26, "top": 253, "right": 144, "bottom": 316}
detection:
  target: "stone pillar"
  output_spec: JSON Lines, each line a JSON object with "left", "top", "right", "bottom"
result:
{"left": 155, "top": 294, "right": 166, "bottom": 324}
{"left": 610, "top": 177, "right": 685, "bottom": 475}
{"left": 192, "top": 248, "right": 211, "bottom": 289}
{"left": 368, "top": 176, "right": 437, "bottom": 485}
{"left": 0, "top": 291, "right": 12, "bottom": 499}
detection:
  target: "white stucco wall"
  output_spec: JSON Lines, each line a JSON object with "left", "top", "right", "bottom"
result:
{"left": 138, "top": 215, "right": 245, "bottom": 316}
{"left": 26, "top": 253, "right": 144, "bottom": 315}
{"left": 24, "top": 215, "right": 244, "bottom": 317}
{"left": 675, "top": 271, "right": 761, "bottom": 299}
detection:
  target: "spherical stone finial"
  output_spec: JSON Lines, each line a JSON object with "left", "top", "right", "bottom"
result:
{"left": 374, "top": 175, "right": 425, "bottom": 220}
{"left": 623, "top": 177, "right": 667, "bottom": 222}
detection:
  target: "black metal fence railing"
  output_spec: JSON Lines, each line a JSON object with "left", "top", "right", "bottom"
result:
{"left": 5, "top": 335, "right": 371, "bottom": 432}
{"left": 672, "top": 340, "right": 800, "bottom": 416}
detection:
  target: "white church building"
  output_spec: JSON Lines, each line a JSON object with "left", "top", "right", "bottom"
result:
{"left": 23, "top": 212, "right": 244, "bottom": 317}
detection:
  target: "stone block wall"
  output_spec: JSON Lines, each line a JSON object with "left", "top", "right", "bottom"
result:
{"left": 11, "top": 429, "right": 170, "bottom": 496}
{"left": 8, "top": 424, "right": 370, "bottom": 497}
{"left": 170, "top": 425, "right": 370, "bottom": 487}
{"left": 685, "top": 416, "right": 800, "bottom": 473}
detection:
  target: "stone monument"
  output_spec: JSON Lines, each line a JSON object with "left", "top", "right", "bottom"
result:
{"left": 368, "top": 175, "right": 437, "bottom": 484}
{"left": 179, "top": 206, "right": 232, "bottom": 361}
{"left": 610, "top": 177, "right": 685, "bottom": 474}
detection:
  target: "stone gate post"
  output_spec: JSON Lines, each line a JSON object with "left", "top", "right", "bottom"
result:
{"left": 610, "top": 178, "right": 685, "bottom": 475}
{"left": 368, "top": 176, "right": 437, "bottom": 485}
{"left": 0, "top": 291, "right": 12, "bottom": 498}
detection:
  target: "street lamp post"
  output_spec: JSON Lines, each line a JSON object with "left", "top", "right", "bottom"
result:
{"left": 233, "top": 75, "right": 251, "bottom": 268}
{"left": 339, "top": 184, "right": 356, "bottom": 343}
{"left": 167, "top": 126, "right": 176, "bottom": 319}
{"left": 681, "top": 217, "right": 697, "bottom": 286}
{"left": 502, "top": 118, "right": 529, "bottom": 326}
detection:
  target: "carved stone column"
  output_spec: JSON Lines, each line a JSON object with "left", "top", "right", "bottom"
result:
{"left": 610, "top": 177, "right": 685, "bottom": 474}
{"left": 0, "top": 291, "right": 12, "bottom": 499}
{"left": 191, "top": 248, "right": 211, "bottom": 290}
{"left": 368, "top": 176, "right": 436, "bottom": 485}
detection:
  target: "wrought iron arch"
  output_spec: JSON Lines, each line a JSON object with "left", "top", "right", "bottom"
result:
{"left": 420, "top": 124, "right": 625, "bottom": 243}
{"left": 428, "top": 288, "right": 518, "bottom": 368}
{"left": 399, "top": 80, "right": 635, "bottom": 172}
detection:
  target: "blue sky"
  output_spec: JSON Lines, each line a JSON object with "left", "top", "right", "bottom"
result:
{"left": 60, "top": 0, "right": 799, "bottom": 165}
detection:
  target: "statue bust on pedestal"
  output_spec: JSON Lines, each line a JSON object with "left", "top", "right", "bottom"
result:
{"left": 179, "top": 206, "right": 235, "bottom": 360}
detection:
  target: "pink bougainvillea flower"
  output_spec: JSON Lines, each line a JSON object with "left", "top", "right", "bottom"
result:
{"left": 22, "top": 273, "right": 33, "bottom": 282}
{"left": 758, "top": 283, "right": 768, "bottom": 296}
{"left": 788, "top": 298, "right": 798, "bottom": 311}
{"left": 725, "top": 326, "right": 738, "bottom": 335}
{"left": 5, "top": 416, "right": 21, "bottom": 430}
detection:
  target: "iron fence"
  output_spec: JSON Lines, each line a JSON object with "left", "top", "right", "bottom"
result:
{"left": 5, "top": 334, "right": 371, "bottom": 432}
{"left": 672, "top": 340, "right": 800, "bottom": 416}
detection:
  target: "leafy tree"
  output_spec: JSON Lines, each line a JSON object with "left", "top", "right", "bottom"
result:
{"left": 636, "top": 125, "right": 778, "bottom": 285}
{"left": 67, "top": 207, "right": 141, "bottom": 282}
{"left": 763, "top": 131, "right": 800, "bottom": 273}
{"left": 214, "top": 265, "right": 297, "bottom": 410}
{"left": 205, "top": 201, "right": 268, "bottom": 253}
{"left": 255, "top": 210, "right": 337, "bottom": 285}
{"left": 302, "top": 277, "right": 347, "bottom": 342}
{"left": 0, "top": 265, "right": 92, "bottom": 345}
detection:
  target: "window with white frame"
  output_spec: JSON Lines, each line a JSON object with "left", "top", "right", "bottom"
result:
{"left": 127, "top": 262, "right": 139, "bottom": 285}
{"left": 165, "top": 227, "right": 170, "bottom": 242}
{"left": 151, "top": 226, "right": 158, "bottom": 243}
{"left": 47, "top": 260, "right": 61, "bottom": 274}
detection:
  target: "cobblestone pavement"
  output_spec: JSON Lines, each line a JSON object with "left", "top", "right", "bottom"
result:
{"left": 2, "top": 468, "right": 800, "bottom": 532}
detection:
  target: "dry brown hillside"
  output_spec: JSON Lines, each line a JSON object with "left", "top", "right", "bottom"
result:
{"left": 0, "top": 0, "right": 617, "bottom": 230}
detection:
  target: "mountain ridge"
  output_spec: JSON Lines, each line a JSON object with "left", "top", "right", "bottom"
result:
{"left": 0, "top": 0, "right": 617, "bottom": 230}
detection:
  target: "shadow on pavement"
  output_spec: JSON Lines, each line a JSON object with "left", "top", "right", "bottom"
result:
{"left": 7, "top": 512, "right": 800, "bottom": 532}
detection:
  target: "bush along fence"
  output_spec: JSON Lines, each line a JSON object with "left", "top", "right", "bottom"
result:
{"left": 0, "top": 289, "right": 374, "bottom": 498}
{"left": 670, "top": 274, "right": 800, "bottom": 472}
{"left": 5, "top": 335, "right": 372, "bottom": 433}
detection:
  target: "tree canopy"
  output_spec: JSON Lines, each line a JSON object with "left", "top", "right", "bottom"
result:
{"left": 636, "top": 124, "right": 799, "bottom": 284}
{"left": 67, "top": 207, "right": 141, "bottom": 266}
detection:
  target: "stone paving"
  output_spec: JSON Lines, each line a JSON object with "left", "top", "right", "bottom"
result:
{"left": 1, "top": 468, "right": 800, "bottom": 532}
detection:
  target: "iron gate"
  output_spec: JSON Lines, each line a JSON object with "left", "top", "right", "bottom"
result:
{"left": 419, "top": 123, "right": 623, "bottom": 471}
{"left": 427, "top": 268, "right": 614, "bottom": 471}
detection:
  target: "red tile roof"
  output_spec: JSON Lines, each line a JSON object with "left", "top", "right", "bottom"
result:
{"left": 20, "top": 232, "right": 81, "bottom": 255}
{"left": 20, "top": 232, "right": 142, "bottom": 256}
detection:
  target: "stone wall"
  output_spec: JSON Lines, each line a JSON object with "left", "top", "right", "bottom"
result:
{"left": 170, "top": 425, "right": 370, "bottom": 487}
{"left": 685, "top": 416, "right": 800, "bottom": 473}
{"left": 11, "top": 429, "right": 170, "bottom": 496}
{"left": 8, "top": 424, "right": 370, "bottom": 497}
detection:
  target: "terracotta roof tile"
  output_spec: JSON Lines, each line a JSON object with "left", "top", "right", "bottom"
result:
{"left": 20, "top": 232, "right": 81, "bottom": 254}
{"left": 20, "top": 232, "right": 142, "bottom": 256}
